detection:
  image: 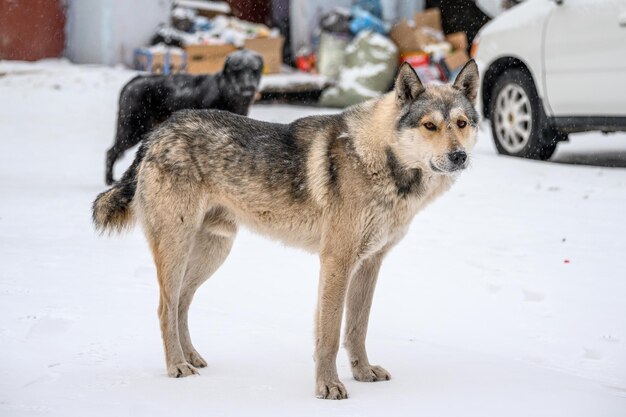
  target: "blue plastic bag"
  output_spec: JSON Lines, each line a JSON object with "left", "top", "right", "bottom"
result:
{"left": 349, "top": 6, "right": 389, "bottom": 35}
{"left": 353, "top": 0, "right": 383, "bottom": 19}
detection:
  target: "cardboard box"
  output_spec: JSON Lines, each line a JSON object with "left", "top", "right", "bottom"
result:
{"left": 389, "top": 8, "right": 470, "bottom": 75}
{"left": 186, "top": 43, "right": 237, "bottom": 74}
{"left": 443, "top": 49, "right": 470, "bottom": 73}
{"left": 390, "top": 9, "right": 468, "bottom": 56}
{"left": 413, "top": 8, "right": 442, "bottom": 31}
{"left": 134, "top": 48, "right": 187, "bottom": 74}
{"left": 244, "top": 36, "right": 284, "bottom": 74}
{"left": 390, "top": 9, "right": 442, "bottom": 53}
{"left": 186, "top": 36, "right": 284, "bottom": 75}
{"left": 446, "top": 32, "right": 468, "bottom": 52}
{"left": 390, "top": 19, "right": 435, "bottom": 53}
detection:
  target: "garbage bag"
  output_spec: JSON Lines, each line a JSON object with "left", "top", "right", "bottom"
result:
{"left": 320, "top": 30, "right": 398, "bottom": 108}
{"left": 317, "top": 31, "right": 350, "bottom": 79}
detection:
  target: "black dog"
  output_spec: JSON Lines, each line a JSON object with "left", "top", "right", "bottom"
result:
{"left": 105, "top": 49, "right": 263, "bottom": 185}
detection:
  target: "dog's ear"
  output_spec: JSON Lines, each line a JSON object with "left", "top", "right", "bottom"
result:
{"left": 453, "top": 59, "right": 479, "bottom": 105}
{"left": 254, "top": 54, "right": 264, "bottom": 73}
{"left": 395, "top": 62, "right": 425, "bottom": 106}
{"left": 222, "top": 54, "right": 234, "bottom": 74}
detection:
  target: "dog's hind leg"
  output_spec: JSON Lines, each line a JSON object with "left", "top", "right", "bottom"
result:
{"left": 105, "top": 145, "right": 122, "bottom": 185}
{"left": 343, "top": 250, "right": 391, "bottom": 382}
{"left": 148, "top": 226, "right": 198, "bottom": 378}
{"left": 106, "top": 115, "right": 147, "bottom": 185}
{"left": 142, "top": 180, "right": 208, "bottom": 377}
{"left": 177, "top": 209, "right": 237, "bottom": 368}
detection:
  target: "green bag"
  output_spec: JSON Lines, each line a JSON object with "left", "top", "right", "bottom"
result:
{"left": 320, "top": 30, "right": 398, "bottom": 107}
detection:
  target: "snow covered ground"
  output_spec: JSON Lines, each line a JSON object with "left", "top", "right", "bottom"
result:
{"left": 1, "top": 60, "right": 625, "bottom": 416}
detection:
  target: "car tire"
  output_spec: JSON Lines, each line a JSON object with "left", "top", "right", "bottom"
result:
{"left": 489, "top": 68, "right": 558, "bottom": 160}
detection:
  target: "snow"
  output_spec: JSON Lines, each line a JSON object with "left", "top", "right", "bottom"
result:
{"left": 336, "top": 63, "right": 389, "bottom": 98}
{"left": 141, "top": 44, "right": 185, "bottom": 55}
{"left": 346, "top": 30, "right": 396, "bottom": 53}
{"left": 1, "top": 60, "right": 626, "bottom": 416}
{"left": 171, "top": 6, "right": 197, "bottom": 20}
{"left": 175, "top": 0, "right": 231, "bottom": 15}
{"left": 258, "top": 71, "right": 330, "bottom": 93}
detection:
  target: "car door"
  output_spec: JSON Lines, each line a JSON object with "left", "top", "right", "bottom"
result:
{"left": 543, "top": 0, "right": 626, "bottom": 117}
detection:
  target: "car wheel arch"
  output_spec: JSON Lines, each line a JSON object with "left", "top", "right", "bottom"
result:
{"left": 482, "top": 57, "right": 539, "bottom": 120}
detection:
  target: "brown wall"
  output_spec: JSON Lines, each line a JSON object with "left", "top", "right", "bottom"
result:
{"left": 0, "top": 0, "right": 66, "bottom": 60}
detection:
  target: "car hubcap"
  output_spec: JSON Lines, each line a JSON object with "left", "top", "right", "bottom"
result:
{"left": 494, "top": 83, "right": 532, "bottom": 153}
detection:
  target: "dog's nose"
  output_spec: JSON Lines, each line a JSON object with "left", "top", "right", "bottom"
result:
{"left": 448, "top": 150, "right": 467, "bottom": 166}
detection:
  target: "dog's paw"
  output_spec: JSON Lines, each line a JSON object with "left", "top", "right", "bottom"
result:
{"left": 168, "top": 362, "right": 199, "bottom": 378}
{"left": 316, "top": 379, "right": 348, "bottom": 400}
{"left": 187, "top": 351, "right": 207, "bottom": 368}
{"left": 352, "top": 364, "right": 391, "bottom": 382}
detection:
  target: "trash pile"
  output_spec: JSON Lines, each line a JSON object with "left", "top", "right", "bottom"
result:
{"left": 153, "top": 11, "right": 281, "bottom": 48}
{"left": 136, "top": 6, "right": 284, "bottom": 75}
{"left": 303, "top": 3, "right": 471, "bottom": 107}
{"left": 389, "top": 8, "right": 470, "bottom": 84}
{"left": 133, "top": 1, "right": 472, "bottom": 107}
{"left": 134, "top": 43, "right": 187, "bottom": 75}
{"left": 307, "top": 4, "right": 398, "bottom": 107}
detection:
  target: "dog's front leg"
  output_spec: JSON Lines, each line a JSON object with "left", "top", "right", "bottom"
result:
{"left": 344, "top": 250, "right": 391, "bottom": 382}
{"left": 315, "top": 250, "right": 358, "bottom": 400}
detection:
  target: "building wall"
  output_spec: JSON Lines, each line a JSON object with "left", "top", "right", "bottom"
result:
{"left": 0, "top": 0, "right": 66, "bottom": 61}
{"left": 65, "top": 0, "right": 170, "bottom": 66}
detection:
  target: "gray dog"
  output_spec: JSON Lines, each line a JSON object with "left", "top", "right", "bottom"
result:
{"left": 104, "top": 49, "right": 263, "bottom": 185}
{"left": 93, "top": 61, "right": 480, "bottom": 399}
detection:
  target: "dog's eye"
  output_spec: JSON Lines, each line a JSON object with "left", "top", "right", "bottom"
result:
{"left": 423, "top": 122, "right": 437, "bottom": 131}
{"left": 457, "top": 120, "right": 467, "bottom": 128}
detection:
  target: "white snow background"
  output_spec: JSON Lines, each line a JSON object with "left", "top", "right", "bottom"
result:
{"left": 1, "top": 60, "right": 625, "bottom": 416}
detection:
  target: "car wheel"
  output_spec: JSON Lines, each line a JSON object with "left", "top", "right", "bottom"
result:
{"left": 489, "top": 69, "right": 558, "bottom": 160}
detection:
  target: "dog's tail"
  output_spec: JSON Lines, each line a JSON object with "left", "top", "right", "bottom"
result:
{"left": 92, "top": 142, "right": 147, "bottom": 234}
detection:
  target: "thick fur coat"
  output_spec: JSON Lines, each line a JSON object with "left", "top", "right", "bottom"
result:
{"left": 93, "top": 61, "right": 480, "bottom": 400}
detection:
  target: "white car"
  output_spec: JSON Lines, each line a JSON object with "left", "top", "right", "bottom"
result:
{"left": 473, "top": 0, "right": 626, "bottom": 159}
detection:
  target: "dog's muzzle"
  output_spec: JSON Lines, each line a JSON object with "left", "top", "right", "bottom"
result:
{"left": 240, "top": 87, "right": 257, "bottom": 97}
{"left": 431, "top": 150, "right": 469, "bottom": 173}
